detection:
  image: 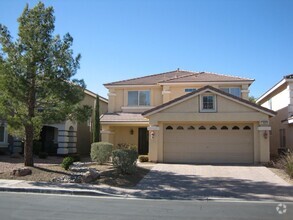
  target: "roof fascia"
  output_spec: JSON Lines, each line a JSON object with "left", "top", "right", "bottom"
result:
{"left": 158, "top": 81, "right": 254, "bottom": 86}
{"left": 256, "top": 79, "right": 286, "bottom": 104}
{"left": 105, "top": 85, "right": 159, "bottom": 89}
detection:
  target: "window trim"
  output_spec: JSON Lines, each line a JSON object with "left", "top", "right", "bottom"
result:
{"left": 200, "top": 94, "right": 217, "bottom": 112}
{"left": 221, "top": 87, "right": 241, "bottom": 97}
{"left": 127, "top": 90, "right": 150, "bottom": 107}
{"left": 185, "top": 88, "right": 197, "bottom": 93}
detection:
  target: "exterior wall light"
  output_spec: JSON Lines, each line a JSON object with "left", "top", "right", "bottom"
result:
{"left": 150, "top": 131, "right": 155, "bottom": 139}
{"left": 263, "top": 131, "right": 268, "bottom": 139}
{"left": 130, "top": 129, "right": 134, "bottom": 135}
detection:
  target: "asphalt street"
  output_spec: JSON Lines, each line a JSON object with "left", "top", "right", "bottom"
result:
{"left": 0, "top": 192, "right": 292, "bottom": 220}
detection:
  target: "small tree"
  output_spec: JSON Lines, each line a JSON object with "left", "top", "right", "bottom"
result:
{"left": 93, "top": 95, "right": 100, "bottom": 142}
{"left": 0, "top": 2, "right": 91, "bottom": 166}
{"left": 249, "top": 96, "right": 257, "bottom": 103}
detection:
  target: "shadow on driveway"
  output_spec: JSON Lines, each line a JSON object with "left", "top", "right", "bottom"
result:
{"left": 134, "top": 168, "right": 293, "bottom": 201}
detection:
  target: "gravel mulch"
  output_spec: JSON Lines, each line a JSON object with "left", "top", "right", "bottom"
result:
{"left": 0, "top": 155, "right": 154, "bottom": 187}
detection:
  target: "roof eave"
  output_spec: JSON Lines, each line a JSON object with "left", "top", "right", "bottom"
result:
{"left": 256, "top": 78, "right": 286, "bottom": 104}
{"left": 143, "top": 86, "right": 276, "bottom": 117}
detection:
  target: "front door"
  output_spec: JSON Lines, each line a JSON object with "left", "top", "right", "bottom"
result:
{"left": 138, "top": 127, "right": 149, "bottom": 155}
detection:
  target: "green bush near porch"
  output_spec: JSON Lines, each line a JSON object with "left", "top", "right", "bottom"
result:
{"left": 112, "top": 149, "right": 138, "bottom": 174}
{"left": 91, "top": 142, "right": 113, "bottom": 164}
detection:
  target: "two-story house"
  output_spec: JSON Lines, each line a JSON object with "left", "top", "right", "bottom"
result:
{"left": 101, "top": 69, "right": 275, "bottom": 164}
{"left": 256, "top": 74, "right": 293, "bottom": 156}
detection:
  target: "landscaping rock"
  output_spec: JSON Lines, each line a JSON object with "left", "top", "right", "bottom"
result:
{"left": 11, "top": 168, "right": 32, "bottom": 176}
{"left": 82, "top": 168, "right": 100, "bottom": 183}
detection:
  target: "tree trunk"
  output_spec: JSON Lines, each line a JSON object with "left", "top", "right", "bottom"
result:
{"left": 24, "top": 124, "right": 34, "bottom": 166}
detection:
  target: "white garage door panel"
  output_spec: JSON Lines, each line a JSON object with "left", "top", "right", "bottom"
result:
{"left": 163, "top": 125, "right": 253, "bottom": 164}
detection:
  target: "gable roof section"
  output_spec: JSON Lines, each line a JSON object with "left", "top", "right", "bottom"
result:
{"left": 84, "top": 89, "right": 108, "bottom": 103}
{"left": 142, "top": 85, "right": 276, "bottom": 117}
{"left": 104, "top": 69, "right": 254, "bottom": 86}
{"left": 256, "top": 74, "right": 293, "bottom": 104}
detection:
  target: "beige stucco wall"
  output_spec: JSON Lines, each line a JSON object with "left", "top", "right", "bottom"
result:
{"left": 77, "top": 93, "right": 108, "bottom": 155}
{"left": 101, "top": 124, "right": 148, "bottom": 150}
{"left": 258, "top": 81, "right": 293, "bottom": 156}
{"left": 106, "top": 83, "right": 250, "bottom": 113}
{"left": 261, "top": 84, "right": 289, "bottom": 111}
{"left": 107, "top": 86, "right": 161, "bottom": 113}
{"left": 147, "top": 93, "right": 271, "bottom": 164}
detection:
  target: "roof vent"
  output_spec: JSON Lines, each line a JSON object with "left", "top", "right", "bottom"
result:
{"left": 177, "top": 68, "right": 180, "bottom": 72}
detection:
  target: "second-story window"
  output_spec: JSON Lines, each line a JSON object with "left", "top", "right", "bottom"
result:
{"left": 185, "top": 88, "right": 197, "bottom": 93}
{"left": 221, "top": 88, "right": 241, "bottom": 97}
{"left": 128, "top": 91, "right": 150, "bottom": 106}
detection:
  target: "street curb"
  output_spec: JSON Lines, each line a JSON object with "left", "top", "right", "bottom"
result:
{"left": 0, "top": 187, "right": 125, "bottom": 198}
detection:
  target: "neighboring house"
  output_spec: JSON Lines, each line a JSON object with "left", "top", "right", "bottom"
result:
{"left": 101, "top": 69, "right": 275, "bottom": 164}
{"left": 12, "top": 89, "right": 108, "bottom": 156}
{"left": 256, "top": 74, "right": 293, "bottom": 156}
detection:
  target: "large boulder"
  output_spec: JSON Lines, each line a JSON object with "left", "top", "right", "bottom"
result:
{"left": 82, "top": 168, "right": 100, "bottom": 183}
{"left": 11, "top": 168, "right": 32, "bottom": 176}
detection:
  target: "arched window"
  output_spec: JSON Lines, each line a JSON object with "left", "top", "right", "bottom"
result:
{"left": 232, "top": 126, "right": 240, "bottom": 130}
{"left": 243, "top": 126, "right": 251, "bottom": 130}
{"left": 177, "top": 126, "right": 184, "bottom": 130}
{"left": 221, "top": 126, "right": 228, "bottom": 130}
{"left": 199, "top": 126, "right": 206, "bottom": 130}
{"left": 166, "top": 126, "right": 173, "bottom": 130}
{"left": 210, "top": 126, "right": 217, "bottom": 130}
{"left": 187, "top": 126, "right": 195, "bottom": 130}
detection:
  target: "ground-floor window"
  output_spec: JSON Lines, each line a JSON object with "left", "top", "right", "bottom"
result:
{"left": 280, "top": 129, "right": 286, "bottom": 148}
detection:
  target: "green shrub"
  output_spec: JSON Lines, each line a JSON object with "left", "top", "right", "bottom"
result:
{"left": 138, "top": 155, "right": 149, "bottom": 162}
{"left": 33, "top": 141, "right": 42, "bottom": 155}
{"left": 91, "top": 142, "right": 113, "bottom": 164}
{"left": 61, "top": 156, "right": 75, "bottom": 170}
{"left": 112, "top": 149, "right": 138, "bottom": 174}
{"left": 277, "top": 153, "right": 293, "bottom": 178}
{"left": 115, "top": 143, "right": 137, "bottom": 152}
{"left": 38, "top": 152, "right": 48, "bottom": 159}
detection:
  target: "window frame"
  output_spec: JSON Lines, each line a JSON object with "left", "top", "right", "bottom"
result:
{"left": 221, "top": 87, "right": 241, "bottom": 97}
{"left": 127, "top": 90, "right": 150, "bottom": 106}
{"left": 280, "top": 129, "right": 286, "bottom": 148}
{"left": 200, "top": 94, "right": 217, "bottom": 112}
{"left": 185, "top": 88, "right": 197, "bottom": 93}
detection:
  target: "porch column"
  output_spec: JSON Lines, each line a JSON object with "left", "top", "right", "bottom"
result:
{"left": 147, "top": 125, "right": 160, "bottom": 162}
{"left": 101, "top": 125, "right": 115, "bottom": 144}
{"left": 257, "top": 125, "right": 271, "bottom": 163}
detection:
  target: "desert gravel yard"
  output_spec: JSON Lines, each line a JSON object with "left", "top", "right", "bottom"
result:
{"left": 0, "top": 155, "right": 153, "bottom": 187}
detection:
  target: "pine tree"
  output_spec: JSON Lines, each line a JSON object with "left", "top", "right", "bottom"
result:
{"left": 0, "top": 2, "right": 91, "bottom": 166}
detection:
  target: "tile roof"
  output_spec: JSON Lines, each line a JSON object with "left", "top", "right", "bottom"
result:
{"left": 100, "top": 112, "right": 149, "bottom": 122}
{"left": 142, "top": 85, "right": 276, "bottom": 117}
{"left": 104, "top": 69, "right": 254, "bottom": 86}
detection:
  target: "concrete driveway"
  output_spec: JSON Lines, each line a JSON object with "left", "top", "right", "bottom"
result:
{"left": 134, "top": 164, "right": 293, "bottom": 201}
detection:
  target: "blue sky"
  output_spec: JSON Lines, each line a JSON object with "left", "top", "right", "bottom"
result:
{"left": 0, "top": 0, "right": 292, "bottom": 99}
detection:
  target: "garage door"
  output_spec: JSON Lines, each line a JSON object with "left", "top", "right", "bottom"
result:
{"left": 163, "top": 124, "right": 253, "bottom": 164}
